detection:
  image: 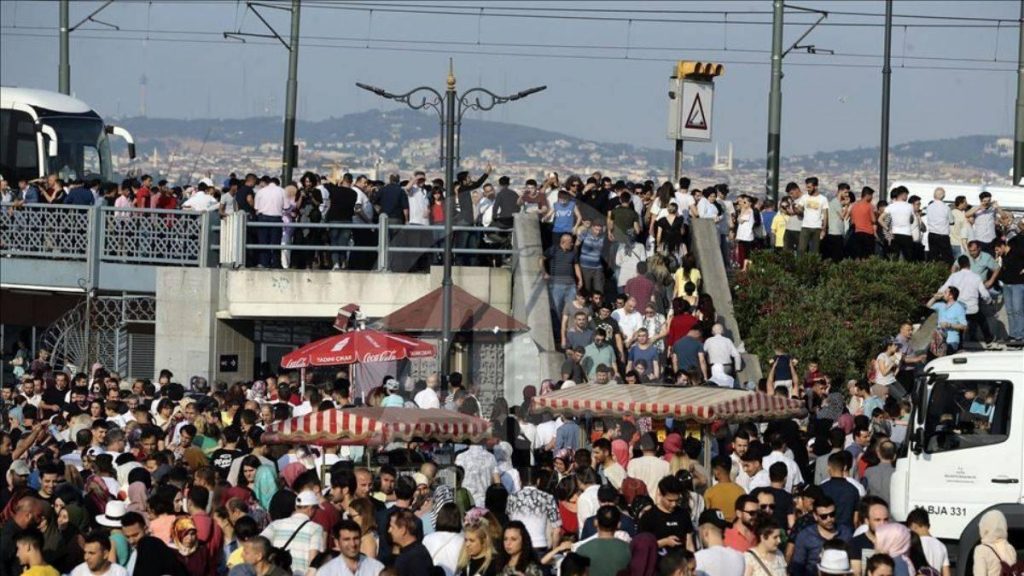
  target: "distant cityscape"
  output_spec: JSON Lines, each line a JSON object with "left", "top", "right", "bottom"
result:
{"left": 113, "top": 108, "right": 1015, "bottom": 193}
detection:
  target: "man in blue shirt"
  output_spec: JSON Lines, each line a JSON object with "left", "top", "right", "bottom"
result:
{"left": 64, "top": 179, "right": 95, "bottom": 206}
{"left": 927, "top": 286, "right": 968, "bottom": 353}
{"left": 790, "top": 495, "right": 852, "bottom": 576}
{"left": 818, "top": 452, "right": 860, "bottom": 532}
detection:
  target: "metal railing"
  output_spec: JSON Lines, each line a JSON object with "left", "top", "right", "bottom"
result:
{"left": 219, "top": 213, "right": 517, "bottom": 272}
{"left": 0, "top": 203, "right": 92, "bottom": 260}
{"left": 2, "top": 203, "right": 516, "bottom": 276}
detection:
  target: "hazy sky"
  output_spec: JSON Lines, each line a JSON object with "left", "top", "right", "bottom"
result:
{"left": 1, "top": 0, "right": 1019, "bottom": 158}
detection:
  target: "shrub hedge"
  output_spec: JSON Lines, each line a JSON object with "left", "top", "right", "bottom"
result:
{"left": 733, "top": 251, "right": 949, "bottom": 383}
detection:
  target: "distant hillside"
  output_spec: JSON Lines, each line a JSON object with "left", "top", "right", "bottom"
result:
{"left": 117, "top": 111, "right": 1010, "bottom": 176}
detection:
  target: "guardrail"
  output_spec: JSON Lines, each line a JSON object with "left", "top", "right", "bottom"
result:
{"left": 2, "top": 204, "right": 516, "bottom": 275}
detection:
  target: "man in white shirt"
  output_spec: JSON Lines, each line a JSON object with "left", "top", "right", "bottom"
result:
{"left": 317, "top": 519, "right": 385, "bottom": 576}
{"left": 694, "top": 509, "right": 745, "bottom": 576}
{"left": 941, "top": 255, "right": 994, "bottom": 345}
{"left": 925, "top": 187, "right": 954, "bottom": 265}
{"left": 674, "top": 177, "right": 694, "bottom": 224}
{"left": 611, "top": 297, "right": 643, "bottom": 342}
{"left": 627, "top": 434, "right": 671, "bottom": 497}
{"left": 413, "top": 373, "right": 440, "bottom": 409}
{"left": 761, "top": 434, "right": 804, "bottom": 492}
{"left": 883, "top": 186, "right": 916, "bottom": 262}
{"left": 575, "top": 468, "right": 602, "bottom": 536}
{"left": 795, "top": 177, "right": 828, "bottom": 256}
{"left": 534, "top": 414, "right": 562, "bottom": 451}
{"left": 253, "top": 176, "right": 287, "bottom": 268}
{"left": 182, "top": 182, "right": 219, "bottom": 212}
{"left": 740, "top": 452, "right": 770, "bottom": 493}
{"left": 703, "top": 324, "right": 742, "bottom": 377}
{"left": 71, "top": 532, "right": 128, "bottom": 576}
{"left": 907, "top": 509, "right": 951, "bottom": 576}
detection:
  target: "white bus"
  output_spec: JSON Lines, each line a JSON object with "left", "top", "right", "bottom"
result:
{"left": 0, "top": 86, "right": 136, "bottom": 184}
{"left": 891, "top": 180, "right": 1024, "bottom": 215}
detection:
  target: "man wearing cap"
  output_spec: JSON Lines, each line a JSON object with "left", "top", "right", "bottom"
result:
{"left": 695, "top": 508, "right": 745, "bottom": 576}
{"left": 260, "top": 490, "right": 326, "bottom": 576}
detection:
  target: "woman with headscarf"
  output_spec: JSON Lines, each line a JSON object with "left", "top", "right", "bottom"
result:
{"left": 973, "top": 510, "right": 1018, "bottom": 576}
{"left": 252, "top": 465, "right": 279, "bottom": 511}
{"left": 126, "top": 482, "right": 149, "bottom": 515}
{"left": 874, "top": 523, "right": 915, "bottom": 576}
{"left": 629, "top": 532, "right": 659, "bottom": 576}
{"left": 40, "top": 504, "right": 83, "bottom": 574}
{"left": 135, "top": 536, "right": 189, "bottom": 576}
{"left": 172, "top": 516, "right": 212, "bottom": 576}
{"left": 493, "top": 442, "right": 521, "bottom": 495}
{"left": 280, "top": 462, "right": 307, "bottom": 490}
{"left": 663, "top": 433, "right": 683, "bottom": 462}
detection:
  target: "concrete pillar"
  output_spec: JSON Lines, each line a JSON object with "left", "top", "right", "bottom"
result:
{"left": 506, "top": 214, "right": 562, "bottom": 404}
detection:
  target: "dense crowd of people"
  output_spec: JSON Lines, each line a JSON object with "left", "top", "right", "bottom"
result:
{"left": 2, "top": 168, "right": 1023, "bottom": 576}
{"left": 1, "top": 352, "right": 1021, "bottom": 576}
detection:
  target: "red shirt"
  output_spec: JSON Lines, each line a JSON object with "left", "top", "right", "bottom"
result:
{"left": 850, "top": 200, "right": 875, "bottom": 234}
{"left": 134, "top": 187, "right": 151, "bottom": 208}
{"left": 153, "top": 193, "right": 178, "bottom": 210}
{"left": 667, "top": 313, "right": 699, "bottom": 348}
{"left": 724, "top": 525, "right": 756, "bottom": 553}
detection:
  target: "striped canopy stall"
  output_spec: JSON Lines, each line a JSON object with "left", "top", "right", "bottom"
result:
{"left": 532, "top": 384, "right": 807, "bottom": 424}
{"left": 261, "top": 407, "right": 492, "bottom": 447}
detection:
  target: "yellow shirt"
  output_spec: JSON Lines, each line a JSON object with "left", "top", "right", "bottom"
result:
{"left": 771, "top": 213, "right": 789, "bottom": 248}
{"left": 673, "top": 267, "right": 702, "bottom": 298}
{"left": 227, "top": 546, "right": 245, "bottom": 568}
{"left": 22, "top": 565, "right": 60, "bottom": 576}
{"left": 704, "top": 481, "right": 746, "bottom": 523}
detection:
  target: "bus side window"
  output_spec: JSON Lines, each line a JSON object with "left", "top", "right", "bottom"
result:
{"left": 13, "top": 112, "right": 38, "bottom": 177}
{"left": 925, "top": 380, "right": 1012, "bottom": 453}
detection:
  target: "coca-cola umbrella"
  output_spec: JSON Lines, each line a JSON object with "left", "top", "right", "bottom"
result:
{"left": 261, "top": 407, "right": 492, "bottom": 447}
{"left": 280, "top": 329, "right": 436, "bottom": 369}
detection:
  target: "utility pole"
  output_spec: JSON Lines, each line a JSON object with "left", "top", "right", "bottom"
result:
{"left": 281, "top": 0, "right": 301, "bottom": 184}
{"left": 1015, "top": 0, "right": 1024, "bottom": 186}
{"left": 441, "top": 63, "right": 457, "bottom": 380}
{"left": 59, "top": 0, "right": 70, "bottom": 94}
{"left": 880, "top": 0, "right": 893, "bottom": 195}
{"left": 765, "top": 0, "right": 784, "bottom": 204}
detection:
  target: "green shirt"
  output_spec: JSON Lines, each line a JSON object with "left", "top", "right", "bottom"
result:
{"left": 577, "top": 537, "right": 631, "bottom": 576}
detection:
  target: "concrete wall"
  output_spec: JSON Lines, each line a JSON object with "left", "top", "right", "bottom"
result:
{"left": 689, "top": 219, "right": 762, "bottom": 385}
{"left": 216, "top": 267, "right": 511, "bottom": 320}
{"left": 506, "top": 214, "right": 563, "bottom": 404}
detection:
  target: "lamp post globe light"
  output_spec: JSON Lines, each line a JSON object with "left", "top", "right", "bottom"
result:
{"left": 356, "top": 60, "right": 545, "bottom": 381}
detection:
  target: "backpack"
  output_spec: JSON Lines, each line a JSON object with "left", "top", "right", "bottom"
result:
{"left": 983, "top": 544, "right": 1024, "bottom": 576}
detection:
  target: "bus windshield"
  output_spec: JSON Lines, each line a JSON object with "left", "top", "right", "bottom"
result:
{"left": 41, "top": 115, "right": 112, "bottom": 182}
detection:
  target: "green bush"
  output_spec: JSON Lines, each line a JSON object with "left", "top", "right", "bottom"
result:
{"left": 733, "top": 251, "right": 949, "bottom": 382}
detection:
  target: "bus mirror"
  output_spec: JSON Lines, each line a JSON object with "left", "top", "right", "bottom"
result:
{"left": 107, "top": 125, "right": 137, "bottom": 160}
{"left": 38, "top": 124, "right": 59, "bottom": 157}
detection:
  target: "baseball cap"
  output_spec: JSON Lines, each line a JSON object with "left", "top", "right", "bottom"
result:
{"left": 412, "top": 473, "right": 429, "bottom": 488}
{"left": 296, "top": 490, "right": 320, "bottom": 507}
{"left": 9, "top": 460, "right": 30, "bottom": 477}
{"left": 698, "top": 509, "right": 730, "bottom": 531}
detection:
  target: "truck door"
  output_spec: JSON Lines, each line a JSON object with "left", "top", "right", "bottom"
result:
{"left": 906, "top": 377, "right": 1021, "bottom": 540}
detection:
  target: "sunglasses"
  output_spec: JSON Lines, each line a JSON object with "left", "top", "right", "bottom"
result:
{"left": 742, "top": 508, "right": 759, "bottom": 515}
{"left": 817, "top": 511, "right": 836, "bottom": 519}
{"left": 760, "top": 504, "right": 776, "bottom": 510}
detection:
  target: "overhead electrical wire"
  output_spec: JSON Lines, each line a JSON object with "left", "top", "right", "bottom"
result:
{"left": 1, "top": 29, "right": 1014, "bottom": 74}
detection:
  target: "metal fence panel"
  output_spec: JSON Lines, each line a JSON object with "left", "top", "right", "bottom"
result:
{"left": 101, "top": 207, "right": 205, "bottom": 265}
{"left": 0, "top": 203, "right": 91, "bottom": 260}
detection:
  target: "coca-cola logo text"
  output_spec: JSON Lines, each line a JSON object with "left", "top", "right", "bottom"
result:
{"left": 361, "top": 350, "right": 399, "bottom": 363}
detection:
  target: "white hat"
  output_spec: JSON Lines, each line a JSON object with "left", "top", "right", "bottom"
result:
{"left": 412, "top": 473, "right": 429, "bottom": 488}
{"left": 817, "top": 549, "right": 853, "bottom": 575}
{"left": 296, "top": 490, "right": 320, "bottom": 507}
{"left": 561, "top": 380, "right": 577, "bottom": 389}
{"left": 96, "top": 500, "right": 127, "bottom": 528}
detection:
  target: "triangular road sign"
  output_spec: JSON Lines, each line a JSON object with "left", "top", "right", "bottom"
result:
{"left": 685, "top": 94, "right": 707, "bottom": 130}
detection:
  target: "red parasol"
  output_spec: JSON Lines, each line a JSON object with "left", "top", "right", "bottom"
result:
{"left": 280, "top": 329, "right": 435, "bottom": 370}
{"left": 261, "top": 407, "right": 492, "bottom": 447}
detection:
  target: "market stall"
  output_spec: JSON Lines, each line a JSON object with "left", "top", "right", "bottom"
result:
{"left": 532, "top": 384, "right": 807, "bottom": 468}
{"left": 261, "top": 407, "right": 492, "bottom": 447}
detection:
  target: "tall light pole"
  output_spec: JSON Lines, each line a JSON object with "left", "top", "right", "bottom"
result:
{"left": 880, "top": 0, "right": 894, "bottom": 195}
{"left": 281, "top": 0, "right": 301, "bottom": 184}
{"left": 357, "top": 61, "right": 545, "bottom": 379}
{"left": 59, "top": 0, "right": 70, "bottom": 95}
{"left": 765, "top": 0, "right": 784, "bottom": 204}
{"left": 1015, "top": 0, "right": 1024, "bottom": 186}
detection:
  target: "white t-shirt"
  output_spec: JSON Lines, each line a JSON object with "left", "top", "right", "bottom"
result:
{"left": 920, "top": 535, "right": 950, "bottom": 570}
{"left": 885, "top": 201, "right": 915, "bottom": 235}
{"left": 414, "top": 387, "right": 440, "bottom": 409}
{"left": 797, "top": 194, "right": 829, "bottom": 229}
{"left": 71, "top": 562, "right": 128, "bottom": 576}
{"left": 612, "top": 309, "right": 643, "bottom": 341}
{"left": 421, "top": 532, "right": 464, "bottom": 576}
{"left": 925, "top": 201, "right": 952, "bottom": 235}
{"left": 695, "top": 545, "right": 746, "bottom": 576}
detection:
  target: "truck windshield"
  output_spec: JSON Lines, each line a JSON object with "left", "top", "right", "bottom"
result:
{"left": 922, "top": 379, "right": 1012, "bottom": 453}
{"left": 41, "top": 115, "right": 112, "bottom": 182}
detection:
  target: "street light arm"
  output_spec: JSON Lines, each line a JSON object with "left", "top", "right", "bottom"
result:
{"left": 457, "top": 85, "right": 546, "bottom": 123}
{"left": 355, "top": 83, "right": 445, "bottom": 119}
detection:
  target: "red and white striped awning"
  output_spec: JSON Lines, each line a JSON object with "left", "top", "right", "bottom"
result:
{"left": 532, "top": 384, "right": 806, "bottom": 424}
{"left": 261, "top": 407, "right": 492, "bottom": 447}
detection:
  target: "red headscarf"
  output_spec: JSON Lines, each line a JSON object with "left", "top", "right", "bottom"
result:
{"left": 663, "top": 433, "right": 683, "bottom": 461}
{"left": 611, "top": 439, "right": 630, "bottom": 468}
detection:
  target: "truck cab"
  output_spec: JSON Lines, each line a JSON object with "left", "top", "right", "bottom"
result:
{"left": 890, "top": 351, "right": 1024, "bottom": 576}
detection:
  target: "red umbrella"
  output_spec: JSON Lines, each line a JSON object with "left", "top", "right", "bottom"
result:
{"left": 280, "top": 329, "right": 435, "bottom": 370}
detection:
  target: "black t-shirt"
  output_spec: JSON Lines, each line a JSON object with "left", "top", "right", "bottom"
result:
{"left": 394, "top": 542, "right": 433, "bottom": 576}
{"left": 235, "top": 185, "right": 255, "bottom": 214}
{"left": 847, "top": 533, "right": 875, "bottom": 568}
{"left": 325, "top": 185, "right": 357, "bottom": 223}
{"left": 767, "top": 487, "right": 795, "bottom": 527}
{"left": 41, "top": 386, "right": 67, "bottom": 413}
{"left": 593, "top": 316, "right": 623, "bottom": 345}
{"left": 1003, "top": 237, "right": 1024, "bottom": 285}
{"left": 561, "top": 359, "right": 586, "bottom": 383}
{"left": 210, "top": 448, "right": 243, "bottom": 473}
{"left": 639, "top": 505, "right": 693, "bottom": 545}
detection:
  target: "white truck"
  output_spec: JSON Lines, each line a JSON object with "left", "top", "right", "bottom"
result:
{"left": 891, "top": 350, "right": 1024, "bottom": 576}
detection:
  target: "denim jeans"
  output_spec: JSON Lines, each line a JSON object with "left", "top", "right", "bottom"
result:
{"left": 329, "top": 228, "right": 352, "bottom": 267}
{"left": 257, "top": 215, "right": 283, "bottom": 268}
{"left": 1004, "top": 283, "right": 1024, "bottom": 340}
{"left": 549, "top": 283, "right": 576, "bottom": 318}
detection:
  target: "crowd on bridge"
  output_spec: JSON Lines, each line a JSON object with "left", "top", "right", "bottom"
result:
{"left": 2, "top": 168, "right": 1024, "bottom": 576}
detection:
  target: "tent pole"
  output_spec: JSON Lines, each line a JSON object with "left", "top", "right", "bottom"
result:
{"left": 702, "top": 424, "right": 713, "bottom": 472}
{"left": 300, "top": 367, "right": 306, "bottom": 396}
